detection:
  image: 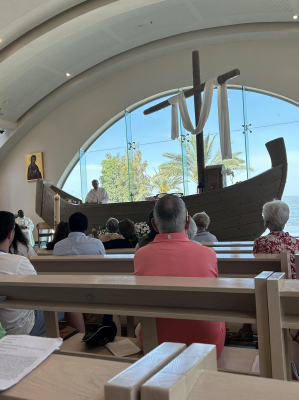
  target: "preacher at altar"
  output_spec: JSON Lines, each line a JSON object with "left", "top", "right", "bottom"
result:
{"left": 85, "top": 179, "right": 109, "bottom": 204}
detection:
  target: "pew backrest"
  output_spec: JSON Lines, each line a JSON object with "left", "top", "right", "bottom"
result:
{"left": 267, "top": 272, "right": 299, "bottom": 380}
{"left": 0, "top": 272, "right": 273, "bottom": 378}
{"left": 29, "top": 252, "right": 290, "bottom": 279}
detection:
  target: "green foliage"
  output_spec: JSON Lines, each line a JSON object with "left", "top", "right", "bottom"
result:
{"left": 150, "top": 167, "right": 182, "bottom": 193}
{"left": 99, "top": 145, "right": 150, "bottom": 203}
{"left": 99, "top": 135, "right": 251, "bottom": 202}
{"left": 159, "top": 134, "right": 252, "bottom": 184}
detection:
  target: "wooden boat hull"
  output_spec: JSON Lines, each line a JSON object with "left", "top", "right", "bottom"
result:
{"left": 36, "top": 137, "right": 287, "bottom": 241}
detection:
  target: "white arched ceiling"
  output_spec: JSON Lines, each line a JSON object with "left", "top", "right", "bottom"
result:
{"left": 0, "top": 0, "right": 299, "bottom": 159}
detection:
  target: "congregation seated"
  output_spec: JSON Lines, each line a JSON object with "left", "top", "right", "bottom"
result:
{"left": 187, "top": 217, "right": 202, "bottom": 245}
{"left": 135, "top": 210, "right": 158, "bottom": 251}
{"left": 0, "top": 211, "right": 85, "bottom": 335}
{"left": 9, "top": 223, "right": 37, "bottom": 256}
{"left": 134, "top": 194, "right": 225, "bottom": 357}
{"left": 53, "top": 212, "right": 105, "bottom": 255}
{"left": 46, "top": 221, "right": 69, "bottom": 250}
{"left": 99, "top": 217, "right": 124, "bottom": 242}
{"left": 254, "top": 199, "right": 298, "bottom": 279}
{"left": 193, "top": 212, "right": 218, "bottom": 243}
{"left": 104, "top": 219, "right": 139, "bottom": 250}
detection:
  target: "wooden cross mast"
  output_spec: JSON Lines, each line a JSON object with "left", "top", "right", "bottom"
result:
{"left": 143, "top": 51, "right": 240, "bottom": 190}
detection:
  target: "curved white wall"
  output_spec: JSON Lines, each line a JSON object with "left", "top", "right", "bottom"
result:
{"left": 0, "top": 35, "right": 298, "bottom": 239}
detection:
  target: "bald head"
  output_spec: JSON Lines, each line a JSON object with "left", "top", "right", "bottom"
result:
{"left": 92, "top": 180, "right": 99, "bottom": 190}
{"left": 153, "top": 194, "right": 189, "bottom": 234}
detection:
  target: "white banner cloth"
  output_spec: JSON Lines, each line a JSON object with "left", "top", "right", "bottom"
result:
{"left": 168, "top": 78, "right": 232, "bottom": 159}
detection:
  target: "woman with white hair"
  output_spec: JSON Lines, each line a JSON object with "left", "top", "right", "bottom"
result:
{"left": 193, "top": 212, "right": 218, "bottom": 243}
{"left": 99, "top": 217, "right": 124, "bottom": 243}
{"left": 230, "top": 199, "right": 299, "bottom": 343}
{"left": 254, "top": 199, "right": 298, "bottom": 279}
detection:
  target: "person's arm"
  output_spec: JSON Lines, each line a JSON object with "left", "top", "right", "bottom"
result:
{"left": 101, "top": 189, "right": 109, "bottom": 204}
{"left": 27, "top": 245, "right": 37, "bottom": 256}
{"left": 85, "top": 191, "right": 92, "bottom": 203}
{"left": 17, "top": 257, "right": 37, "bottom": 275}
{"left": 26, "top": 218, "right": 34, "bottom": 232}
{"left": 97, "top": 240, "right": 106, "bottom": 255}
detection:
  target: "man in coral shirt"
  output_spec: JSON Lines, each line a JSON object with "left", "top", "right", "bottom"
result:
{"left": 134, "top": 194, "right": 225, "bottom": 358}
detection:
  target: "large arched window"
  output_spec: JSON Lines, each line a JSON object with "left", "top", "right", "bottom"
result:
{"left": 62, "top": 86, "right": 299, "bottom": 234}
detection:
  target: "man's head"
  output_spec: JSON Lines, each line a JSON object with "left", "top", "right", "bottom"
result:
{"left": 153, "top": 194, "right": 190, "bottom": 234}
{"left": 92, "top": 180, "right": 99, "bottom": 190}
{"left": 69, "top": 212, "right": 88, "bottom": 233}
{"left": 31, "top": 155, "right": 36, "bottom": 164}
{"left": 0, "top": 211, "right": 15, "bottom": 248}
{"left": 18, "top": 210, "right": 24, "bottom": 218}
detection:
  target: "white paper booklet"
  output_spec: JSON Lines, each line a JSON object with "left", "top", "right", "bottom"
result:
{"left": 251, "top": 355, "right": 260, "bottom": 374}
{"left": 0, "top": 335, "right": 63, "bottom": 391}
{"left": 106, "top": 339, "right": 141, "bottom": 357}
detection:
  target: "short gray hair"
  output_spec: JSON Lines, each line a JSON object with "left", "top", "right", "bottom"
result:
{"left": 262, "top": 199, "right": 289, "bottom": 230}
{"left": 193, "top": 212, "right": 210, "bottom": 230}
{"left": 106, "top": 218, "right": 119, "bottom": 233}
{"left": 154, "top": 195, "right": 187, "bottom": 234}
{"left": 187, "top": 218, "right": 197, "bottom": 239}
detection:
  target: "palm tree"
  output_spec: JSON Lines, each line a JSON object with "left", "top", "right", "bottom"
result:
{"left": 150, "top": 167, "right": 182, "bottom": 193}
{"left": 159, "top": 134, "right": 251, "bottom": 184}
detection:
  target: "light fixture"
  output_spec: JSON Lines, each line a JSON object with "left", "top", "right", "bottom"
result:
{"left": 66, "top": 72, "right": 71, "bottom": 77}
{"left": 3, "top": 101, "right": 8, "bottom": 104}
{"left": 293, "top": 15, "right": 298, "bottom": 19}
{"left": 0, "top": 39, "right": 2, "bottom": 43}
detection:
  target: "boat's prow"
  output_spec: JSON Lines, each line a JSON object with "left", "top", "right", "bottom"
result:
{"left": 35, "top": 137, "right": 287, "bottom": 241}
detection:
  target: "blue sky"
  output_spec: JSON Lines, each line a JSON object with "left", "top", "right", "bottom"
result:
{"left": 63, "top": 87, "right": 299, "bottom": 199}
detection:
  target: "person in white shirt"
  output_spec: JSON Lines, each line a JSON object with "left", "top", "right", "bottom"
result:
{"left": 85, "top": 180, "right": 109, "bottom": 204}
{"left": 53, "top": 212, "right": 111, "bottom": 323}
{"left": 53, "top": 212, "right": 105, "bottom": 256}
{"left": 0, "top": 211, "right": 85, "bottom": 335}
{"left": 9, "top": 223, "right": 37, "bottom": 257}
{"left": 15, "top": 210, "right": 35, "bottom": 246}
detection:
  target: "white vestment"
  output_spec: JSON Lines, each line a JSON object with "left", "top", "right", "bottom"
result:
{"left": 15, "top": 216, "right": 35, "bottom": 246}
{"left": 85, "top": 187, "right": 109, "bottom": 204}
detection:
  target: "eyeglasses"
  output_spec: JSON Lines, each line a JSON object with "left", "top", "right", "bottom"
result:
{"left": 154, "top": 192, "right": 189, "bottom": 222}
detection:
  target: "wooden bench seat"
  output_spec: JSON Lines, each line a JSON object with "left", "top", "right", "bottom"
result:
{"left": 203, "top": 241, "right": 255, "bottom": 247}
{"left": 59, "top": 334, "right": 143, "bottom": 363}
{"left": 267, "top": 271, "right": 299, "bottom": 380}
{"left": 35, "top": 242, "right": 255, "bottom": 256}
{"left": 2, "top": 342, "right": 298, "bottom": 400}
{"left": 217, "top": 347, "right": 259, "bottom": 376}
{"left": 60, "top": 332, "right": 260, "bottom": 376}
{"left": 0, "top": 273, "right": 273, "bottom": 378}
{"left": 29, "top": 252, "right": 290, "bottom": 279}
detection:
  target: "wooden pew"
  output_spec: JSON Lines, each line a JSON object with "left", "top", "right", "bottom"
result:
{"left": 210, "top": 247, "right": 252, "bottom": 253}
{"left": 36, "top": 247, "right": 254, "bottom": 256}
{"left": 0, "top": 342, "right": 184, "bottom": 400}
{"left": 267, "top": 271, "right": 299, "bottom": 380}
{"left": 2, "top": 342, "right": 299, "bottom": 400}
{"left": 0, "top": 273, "right": 273, "bottom": 378}
{"left": 140, "top": 343, "right": 299, "bottom": 400}
{"left": 29, "top": 252, "right": 290, "bottom": 278}
{"left": 203, "top": 241, "right": 255, "bottom": 247}
{"left": 35, "top": 242, "right": 255, "bottom": 256}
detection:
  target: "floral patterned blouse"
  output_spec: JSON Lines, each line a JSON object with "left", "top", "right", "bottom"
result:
{"left": 253, "top": 231, "right": 299, "bottom": 279}
{"left": 98, "top": 233, "right": 124, "bottom": 243}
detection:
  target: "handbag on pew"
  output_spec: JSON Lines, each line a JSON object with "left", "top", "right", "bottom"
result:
{"left": 82, "top": 321, "right": 117, "bottom": 346}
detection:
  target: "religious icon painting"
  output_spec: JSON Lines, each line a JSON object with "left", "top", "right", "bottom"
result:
{"left": 25, "top": 152, "right": 44, "bottom": 181}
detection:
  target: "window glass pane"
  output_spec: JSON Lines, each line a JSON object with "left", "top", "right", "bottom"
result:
{"left": 245, "top": 89, "right": 299, "bottom": 235}
{"left": 185, "top": 87, "right": 246, "bottom": 192}
{"left": 131, "top": 94, "right": 184, "bottom": 196}
{"left": 62, "top": 160, "right": 81, "bottom": 199}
